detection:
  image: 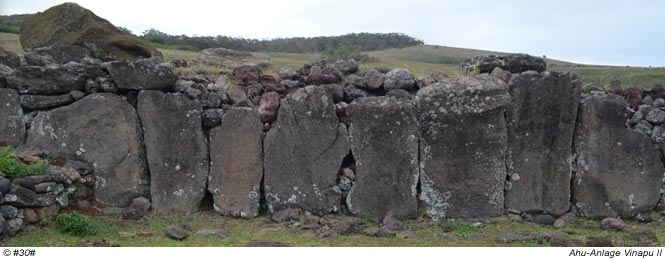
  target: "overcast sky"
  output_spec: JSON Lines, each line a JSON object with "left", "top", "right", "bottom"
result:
{"left": 1, "top": 0, "right": 663, "bottom": 66}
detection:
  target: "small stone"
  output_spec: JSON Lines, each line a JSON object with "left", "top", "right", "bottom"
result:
{"left": 129, "top": 197, "right": 151, "bottom": 212}
{"left": 630, "top": 111, "right": 645, "bottom": 125}
{"left": 165, "top": 224, "right": 190, "bottom": 240}
{"left": 586, "top": 237, "right": 614, "bottom": 247}
{"left": 530, "top": 214, "right": 556, "bottom": 225}
{"left": 654, "top": 98, "right": 665, "bottom": 108}
{"left": 553, "top": 219, "right": 566, "bottom": 228}
{"left": 64, "top": 160, "right": 94, "bottom": 176}
{"left": 600, "top": 217, "right": 625, "bottom": 230}
{"left": 22, "top": 208, "right": 39, "bottom": 224}
{"left": 362, "top": 227, "right": 395, "bottom": 238}
{"left": 195, "top": 229, "right": 229, "bottom": 238}
{"left": 382, "top": 210, "right": 405, "bottom": 231}
{"left": 202, "top": 108, "right": 224, "bottom": 128}
{"left": 34, "top": 182, "right": 59, "bottom": 193}
{"left": 70, "top": 90, "right": 86, "bottom": 100}
{"left": 272, "top": 208, "right": 300, "bottom": 223}
{"left": 643, "top": 95, "right": 654, "bottom": 105}
{"left": 646, "top": 109, "right": 665, "bottom": 125}
{"left": 0, "top": 205, "right": 18, "bottom": 219}
{"left": 551, "top": 236, "right": 582, "bottom": 247}
{"left": 119, "top": 231, "right": 135, "bottom": 238}
{"left": 301, "top": 213, "right": 321, "bottom": 229}
{"left": 0, "top": 178, "right": 11, "bottom": 193}
{"left": 4, "top": 218, "right": 23, "bottom": 236}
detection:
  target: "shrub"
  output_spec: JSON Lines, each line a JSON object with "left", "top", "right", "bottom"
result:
{"left": 54, "top": 211, "right": 98, "bottom": 237}
{"left": 0, "top": 146, "right": 49, "bottom": 180}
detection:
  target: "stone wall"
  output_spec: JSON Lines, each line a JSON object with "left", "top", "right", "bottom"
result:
{"left": 1, "top": 49, "right": 664, "bottom": 237}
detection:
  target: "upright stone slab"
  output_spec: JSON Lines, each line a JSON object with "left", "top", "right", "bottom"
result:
{"left": 417, "top": 75, "right": 511, "bottom": 219}
{"left": 264, "top": 86, "right": 350, "bottom": 215}
{"left": 0, "top": 88, "right": 24, "bottom": 147}
{"left": 574, "top": 92, "right": 663, "bottom": 218}
{"left": 209, "top": 107, "right": 263, "bottom": 218}
{"left": 505, "top": 71, "right": 582, "bottom": 215}
{"left": 346, "top": 96, "right": 419, "bottom": 221}
{"left": 25, "top": 93, "right": 146, "bottom": 207}
{"left": 138, "top": 91, "right": 208, "bottom": 213}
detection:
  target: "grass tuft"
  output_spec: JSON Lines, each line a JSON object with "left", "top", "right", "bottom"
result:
{"left": 54, "top": 211, "right": 100, "bottom": 237}
{"left": 0, "top": 146, "right": 49, "bottom": 180}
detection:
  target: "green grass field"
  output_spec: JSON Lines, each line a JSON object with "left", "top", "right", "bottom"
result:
{"left": 3, "top": 32, "right": 665, "bottom": 88}
{"left": 6, "top": 210, "right": 665, "bottom": 247}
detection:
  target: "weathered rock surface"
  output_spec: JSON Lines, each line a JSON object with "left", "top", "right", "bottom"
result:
{"left": 574, "top": 92, "right": 663, "bottom": 218}
{"left": 19, "top": 93, "right": 75, "bottom": 110}
{"left": 504, "top": 71, "right": 581, "bottom": 215}
{"left": 6, "top": 63, "right": 105, "bottom": 95}
{"left": 0, "top": 51, "right": 20, "bottom": 69}
{"left": 417, "top": 75, "right": 511, "bottom": 219}
{"left": 209, "top": 108, "right": 263, "bottom": 218}
{"left": 346, "top": 97, "right": 419, "bottom": 221}
{"left": 138, "top": 91, "right": 208, "bottom": 213}
{"left": 461, "top": 54, "right": 547, "bottom": 74}
{"left": 383, "top": 68, "right": 415, "bottom": 90}
{"left": 0, "top": 88, "right": 25, "bottom": 146}
{"left": 106, "top": 58, "right": 177, "bottom": 91}
{"left": 264, "top": 86, "right": 350, "bottom": 215}
{"left": 196, "top": 47, "right": 270, "bottom": 68}
{"left": 30, "top": 44, "right": 91, "bottom": 64}
{"left": 25, "top": 94, "right": 146, "bottom": 207}
{"left": 20, "top": 3, "right": 161, "bottom": 61}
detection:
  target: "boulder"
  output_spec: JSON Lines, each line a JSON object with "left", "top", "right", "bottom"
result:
{"left": 5, "top": 186, "right": 38, "bottom": 207}
{"left": 383, "top": 68, "right": 415, "bottom": 90}
{"left": 30, "top": 44, "right": 91, "bottom": 64}
{"left": 362, "top": 69, "right": 384, "bottom": 90}
{"left": 574, "top": 92, "right": 663, "bottom": 218}
{"left": 417, "top": 75, "right": 511, "bottom": 219}
{"left": 0, "top": 51, "right": 20, "bottom": 69}
{"left": 460, "top": 54, "right": 547, "bottom": 74}
{"left": 19, "top": 93, "right": 75, "bottom": 110}
{"left": 20, "top": 3, "right": 161, "bottom": 61}
{"left": 0, "top": 88, "right": 25, "bottom": 147}
{"left": 106, "top": 58, "right": 177, "bottom": 91}
{"left": 196, "top": 47, "right": 270, "bottom": 68}
{"left": 232, "top": 66, "right": 262, "bottom": 86}
{"left": 504, "top": 71, "right": 582, "bottom": 215}
{"left": 25, "top": 93, "right": 147, "bottom": 207}
{"left": 6, "top": 63, "right": 106, "bottom": 95}
{"left": 334, "top": 59, "right": 358, "bottom": 75}
{"left": 345, "top": 97, "right": 419, "bottom": 221}
{"left": 209, "top": 108, "right": 263, "bottom": 218}
{"left": 138, "top": 91, "right": 208, "bottom": 213}
{"left": 264, "top": 86, "right": 350, "bottom": 215}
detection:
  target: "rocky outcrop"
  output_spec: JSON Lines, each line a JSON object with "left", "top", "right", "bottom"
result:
{"left": 417, "top": 75, "right": 511, "bottom": 220}
{"left": 138, "top": 91, "right": 208, "bottom": 213}
{"left": 346, "top": 97, "right": 419, "bottom": 221}
{"left": 25, "top": 93, "right": 147, "bottom": 207}
{"left": 20, "top": 3, "right": 161, "bottom": 61}
{"left": 461, "top": 54, "right": 547, "bottom": 74}
{"left": 574, "top": 92, "right": 663, "bottom": 218}
{"left": 504, "top": 71, "right": 582, "bottom": 215}
{"left": 0, "top": 88, "right": 25, "bottom": 147}
{"left": 264, "top": 86, "right": 350, "bottom": 215}
{"left": 196, "top": 47, "right": 270, "bottom": 68}
{"left": 209, "top": 107, "right": 263, "bottom": 218}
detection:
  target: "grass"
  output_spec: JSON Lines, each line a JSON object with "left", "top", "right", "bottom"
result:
{"left": 54, "top": 212, "right": 100, "bottom": 237}
{"left": 0, "top": 25, "right": 19, "bottom": 34}
{"left": 6, "top": 210, "right": 665, "bottom": 247}
{"left": 0, "top": 146, "right": 49, "bottom": 180}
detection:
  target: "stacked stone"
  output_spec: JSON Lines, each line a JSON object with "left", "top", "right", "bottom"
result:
{"left": 0, "top": 159, "right": 92, "bottom": 237}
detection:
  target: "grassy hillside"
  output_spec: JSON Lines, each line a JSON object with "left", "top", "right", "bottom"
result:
{"left": 3, "top": 32, "right": 664, "bottom": 88}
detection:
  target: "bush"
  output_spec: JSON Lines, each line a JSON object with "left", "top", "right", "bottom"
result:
{"left": 54, "top": 212, "right": 98, "bottom": 237}
{"left": 0, "top": 25, "right": 20, "bottom": 34}
{"left": 0, "top": 146, "right": 49, "bottom": 180}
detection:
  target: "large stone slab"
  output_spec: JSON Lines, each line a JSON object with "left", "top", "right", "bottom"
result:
{"left": 417, "top": 75, "right": 511, "bottom": 219}
{"left": 264, "top": 86, "right": 349, "bottom": 215}
{"left": 6, "top": 63, "right": 105, "bottom": 95}
{"left": 504, "top": 71, "right": 582, "bottom": 215}
{"left": 138, "top": 91, "right": 208, "bottom": 213}
{"left": 0, "top": 88, "right": 25, "bottom": 147}
{"left": 209, "top": 107, "right": 263, "bottom": 218}
{"left": 346, "top": 96, "right": 419, "bottom": 221}
{"left": 574, "top": 92, "right": 663, "bottom": 218}
{"left": 25, "top": 93, "right": 146, "bottom": 207}
{"left": 106, "top": 58, "right": 177, "bottom": 91}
